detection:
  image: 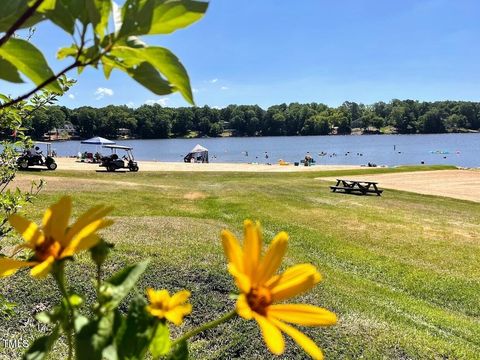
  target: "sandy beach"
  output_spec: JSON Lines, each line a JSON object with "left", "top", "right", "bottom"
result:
{"left": 320, "top": 169, "right": 480, "bottom": 202}
{"left": 53, "top": 157, "right": 361, "bottom": 172}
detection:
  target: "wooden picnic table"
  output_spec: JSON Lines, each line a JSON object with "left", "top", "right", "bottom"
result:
{"left": 330, "top": 179, "right": 383, "bottom": 196}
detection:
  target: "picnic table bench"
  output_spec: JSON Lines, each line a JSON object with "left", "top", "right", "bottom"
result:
{"left": 330, "top": 179, "right": 383, "bottom": 196}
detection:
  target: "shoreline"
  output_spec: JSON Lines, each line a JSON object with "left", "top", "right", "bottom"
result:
{"left": 39, "top": 130, "right": 480, "bottom": 142}
{"left": 53, "top": 157, "right": 362, "bottom": 172}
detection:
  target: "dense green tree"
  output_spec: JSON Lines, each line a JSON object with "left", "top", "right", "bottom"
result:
{"left": 172, "top": 108, "right": 194, "bottom": 136}
{"left": 28, "top": 100, "right": 480, "bottom": 140}
{"left": 419, "top": 109, "right": 446, "bottom": 133}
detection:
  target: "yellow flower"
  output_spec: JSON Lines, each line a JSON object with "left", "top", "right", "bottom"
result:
{"left": 0, "top": 196, "right": 113, "bottom": 279}
{"left": 221, "top": 220, "right": 337, "bottom": 360}
{"left": 146, "top": 288, "right": 192, "bottom": 325}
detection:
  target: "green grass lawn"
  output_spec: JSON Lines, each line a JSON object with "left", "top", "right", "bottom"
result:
{"left": 1, "top": 166, "right": 479, "bottom": 359}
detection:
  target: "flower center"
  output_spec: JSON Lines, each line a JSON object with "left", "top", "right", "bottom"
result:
{"left": 247, "top": 286, "right": 272, "bottom": 315}
{"left": 35, "top": 239, "right": 61, "bottom": 261}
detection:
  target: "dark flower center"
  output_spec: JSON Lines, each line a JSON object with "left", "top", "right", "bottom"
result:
{"left": 35, "top": 239, "right": 61, "bottom": 261}
{"left": 247, "top": 286, "right": 272, "bottom": 315}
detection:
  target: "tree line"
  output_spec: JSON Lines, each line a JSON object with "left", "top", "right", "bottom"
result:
{"left": 25, "top": 99, "right": 480, "bottom": 140}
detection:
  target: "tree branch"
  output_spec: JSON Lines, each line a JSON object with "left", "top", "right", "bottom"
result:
{"left": 0, "top": 0, "right": 45, "bottom": 48}
{"left": 0, "top": 61, "right": 79, "bottom": 110}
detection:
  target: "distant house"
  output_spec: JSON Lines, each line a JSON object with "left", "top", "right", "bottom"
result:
{"left": 43, "top": 122, "right": 77, "bottom": 141}
{"left": 117, "top": 128, "right": 131, "bottom": 139}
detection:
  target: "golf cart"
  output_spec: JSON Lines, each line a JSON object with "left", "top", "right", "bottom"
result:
{"left": 17, "top": 142, "right": 57, "bottom": 170}
{"left": 100, "top": 145, "right": 139, "bottom": 172}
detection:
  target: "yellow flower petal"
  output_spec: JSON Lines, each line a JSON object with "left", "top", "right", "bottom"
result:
{"left": 256, "top": 231, "right": 288, "bottom": 284}
{"left": 221, "top": 230, "right": 244, "bottom": 272}
{"left": 66, "top": 205, "right": 113, "bottom": 243}
{"left": 243, "top": 220, "right": 261, "bottom": 278}
{"left": 49, "top": 197, "right": 72, "bottom": 247}
{"left": 0, "top": 258, "right": 36, "bottom": 277}
{"left": 9, "top": 214, "right": 44, "bottom": 246}
{"left": 270, "top": 317, "right": 324, "bottom": 360}
{"left": 68, "top": 219, "right": 113, "bottom": 254}
{"left": 253, "top": 313, "right": 284, "bottom": 355}
{"left": 147, "top": 307, "right": 165, "bottom": 318}
{"left": 42, "top": 207, "right": 53, "bottom": 237}
{"left": 268, "top": 304, "right": 337, "bottom": 326}
{"left": 30, "top": 256, "right": 55, "bottom": 279}
{"left": 169, "top": 290, "right": 191, "bottom": 308}
{"left": 269, "top": 264, "right": 321, "bottom": 302}
{"left": 267, "top": 264, "right": 322, "bottom": 288}
{"left": 147, "top": 288, "right": 170, "bottom": 305}
{"left": 165, "top": 304, "right": 192, "bottom": 325}
{"left": 61, "top": 234, "right": 100, "bottom": 258}
{"left": 227, "top": 263, "right": 251, "bottom": 294}
{"left": 236, "top": 294, "right": 253, "bottom": 320}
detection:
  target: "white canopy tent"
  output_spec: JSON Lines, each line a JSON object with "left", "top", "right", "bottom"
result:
{"left": 184, "top": 144, "right": 209, "bottom": 163}
{"left": 81, "top": 136, "right": 115, "bottom": 145}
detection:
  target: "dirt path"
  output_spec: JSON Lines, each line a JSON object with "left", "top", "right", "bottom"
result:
{"left": 319, "top": 170, "right": 480, "bottom": 202}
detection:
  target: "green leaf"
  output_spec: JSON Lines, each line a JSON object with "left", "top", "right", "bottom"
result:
{"left": 57, "top": 46, "right": 78, "bottom": 60}
{"left": 38, "top": 0, "right": 76, "bottom": 34}
{"left": 0, "top": 57, "right": 24, "bottom": 83}
{"left": 75, "top": 311, "right": 120, "bottom": 360}
{"left": 115, "top": 294, "right": 156, "bottom": 360}
{"left": 119, "top": 0, "right": 155, "bottom": 37}
{"left": 128, "top": 62, "right": 173, "bottom": 95}
{"left": 118, "top": 0, "right": 207, "bottom": 37}
{"left": 149, "top": 0, "right": 208, "bottom": 35}
{"left": 23, "top": 326, "right": 60, "bottom": 360}
{"left": 87, "top": 0, "right": 112, "bottom": 40}
{"left": 0, "top": 39, "right": 62, "bottom": 93}
{"left": 63, "top": 0, "right": 89, "bottom": 24}
{"left": 0, "top": 1, "right": 45, "bottom": 32}
{"left": 166, "top": 340, "right": 188, "bottom": 360}
{"left": 110, "top": 46, "right": 193, "bottom": 104}
{"left": 101, "top": 56, "right": 116, "bottom": 79}
{"left": 149, "top": 322, "right": 170, "bottom": 358}
{"left": 34, "top": 0, "right": 56, "bottom": 11}
{"left": 99, "top": 259, "right": 150, "bottom": 312}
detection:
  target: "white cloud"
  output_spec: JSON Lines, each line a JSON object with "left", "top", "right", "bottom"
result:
{"left": 220, "top": 86, "right": 229, "bottom": 90}
{"left": 209, "top": 78, "right": 218, "bottom": 84}
{"left": 192, "top": 88, "right": 199, "bottom": 93}
{"left": 68, "top": 94, "right": 75, "bottom": 99}
{"left": 95, "top": 87, "right": 114, "bottom": 100}
{"left": 145, "top": 98, "right": 169, "bottom": 106}
{"left": 126, "top": 102, "right": 135, "bottom": 108}
{"left": 212, "top": 105, "right": 222, "bottom": 110}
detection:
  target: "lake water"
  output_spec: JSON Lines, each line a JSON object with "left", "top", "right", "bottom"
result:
{"left": 49, "top": 133, "right": 479, "bottom": 167}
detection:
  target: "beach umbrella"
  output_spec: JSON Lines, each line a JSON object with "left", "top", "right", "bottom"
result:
{"left": 81, "top": 136, "right": 115, "bottom": 145}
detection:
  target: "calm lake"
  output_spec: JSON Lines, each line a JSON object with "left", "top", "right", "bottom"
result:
{"left": 50, "top": 133, "right": 479, "bottom": 167}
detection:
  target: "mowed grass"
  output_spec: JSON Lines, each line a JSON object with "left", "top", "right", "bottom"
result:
{"left": 1, "top": 165, "right": 479, "bottom": 359}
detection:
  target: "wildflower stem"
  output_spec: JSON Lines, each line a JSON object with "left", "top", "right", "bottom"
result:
{"left": 53, "top": 264, "right": 74, "bottom": 360}
{"left": 96, "top": 263, "right": 102, "bottom": 295}
{"left": 171, "top": 310, "right": 237, "bottom": 347}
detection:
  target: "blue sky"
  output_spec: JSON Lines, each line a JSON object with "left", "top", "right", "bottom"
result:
{"left": 2, "top": 0, "right": 480, "bottom": 109}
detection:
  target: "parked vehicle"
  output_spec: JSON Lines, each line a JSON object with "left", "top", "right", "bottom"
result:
{"left": 99, "top": 145, "right": 139, "bottom": 172}
{"left": 17, "top": 142, "right": 57, "bottom": 170}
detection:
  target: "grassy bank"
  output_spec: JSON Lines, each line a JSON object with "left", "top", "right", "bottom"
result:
{"left": 1, "top": 166, "right": 479, "bottom": 359}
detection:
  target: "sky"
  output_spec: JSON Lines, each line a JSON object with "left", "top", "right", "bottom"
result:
{"left": 2, "top": 0, "right": 480, "bottom": 109}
